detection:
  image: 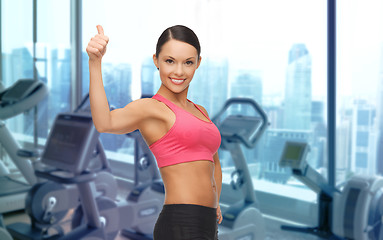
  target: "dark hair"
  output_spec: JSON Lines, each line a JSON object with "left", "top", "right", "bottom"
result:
{"left": 155, "top": 25, "right": 201, "bottom": 59}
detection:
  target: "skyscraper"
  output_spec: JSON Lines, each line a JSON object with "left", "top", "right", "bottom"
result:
{"left": 188, "top": 58, "right": 229, "bottom": 116}
{"left": 351, "top": 100, "right": 377, "bottom": 175}
{"left": 336, "top": 116, "right": 351, "bottom": 183}
{"left": 283, "top": 44, "right": 312, "bottom": 130}
{"left": 230, "top": 69, "right": 263, "bottom": 104}
{"left": 376, "top": 45, "right": 383, "bottom": 175}
{"left": 141, "top": 56, "right": 157, "bottom": 97}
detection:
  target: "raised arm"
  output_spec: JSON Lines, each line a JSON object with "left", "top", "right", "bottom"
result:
{"left": 86, "top": 25, "right": 145, "bottom": 134}
{"left": 86, "top": 25, "right": 111, "bottom": 132}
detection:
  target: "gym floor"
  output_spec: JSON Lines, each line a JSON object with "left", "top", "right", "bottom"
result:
{"left": 3, "top": 210, "right": 324, "bottom": 240}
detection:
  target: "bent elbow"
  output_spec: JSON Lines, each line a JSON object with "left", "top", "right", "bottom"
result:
{"left": 93, "top": 123, "right": 109, "bottom": 133}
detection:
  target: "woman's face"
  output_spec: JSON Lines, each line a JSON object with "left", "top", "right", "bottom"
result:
{"left": 153, "top": 39, "right": 201, "bottom": 94}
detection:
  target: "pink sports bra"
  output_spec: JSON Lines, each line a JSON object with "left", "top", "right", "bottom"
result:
{"left": 149, "top": 94, "right": 221, "bottom": 168}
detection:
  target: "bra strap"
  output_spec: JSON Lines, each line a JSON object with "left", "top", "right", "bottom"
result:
{"left": 152, "top": 94, "right": 177, "bottom": 112}
{"left": 188, "top": 99, "right": 211, "bottom": 122}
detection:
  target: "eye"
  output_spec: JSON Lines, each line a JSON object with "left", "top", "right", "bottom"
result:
{"left": 185, "top": 61, "right": 194, "bottom": 66}
{"left": 165, "top": 59, "right": 174, "bottom": 64}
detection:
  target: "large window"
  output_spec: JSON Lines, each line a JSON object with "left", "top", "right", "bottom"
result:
{"left": 1, "top": 0, "right": 71, "bottom": 175}
{"left": 336, "top": 0, "right": 383, "bottom": 183}
{"left": 36, "top": 0, "right": 71, "bottom": 130}
{"left": 1, "top": 0, "right": 70, "bottom": 138}
{"left": 1, "top": 0, "right": 34, "bottom": 172}
{"left": 1, "top": 0, "right": 34, "bottom": 137}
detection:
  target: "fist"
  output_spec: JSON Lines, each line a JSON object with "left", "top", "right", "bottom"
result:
{"left": 86, "top": 25, "right": 109, "bottom": 61}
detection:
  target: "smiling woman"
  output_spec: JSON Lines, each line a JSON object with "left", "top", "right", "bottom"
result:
{"left": 87, "top": 24, "right": 222, "bottom": 239}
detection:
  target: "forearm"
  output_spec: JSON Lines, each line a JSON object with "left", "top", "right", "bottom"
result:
{"left": 214, "top": 155, "right": 222, "bottom": 204}
{"left": 89, "top": 60, "right": 111, "bottom": 132}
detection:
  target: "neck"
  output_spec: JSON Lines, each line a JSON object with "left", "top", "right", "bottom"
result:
{"left": 156, "top": 84, "right": 189, "bottom": 107}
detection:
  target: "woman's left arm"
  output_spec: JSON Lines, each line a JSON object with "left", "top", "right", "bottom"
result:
{"left": 197, "top": 104, "right": 223, "bottom": 224}
{"left": 213, "top": 152, "right": 223, "bottom": 224}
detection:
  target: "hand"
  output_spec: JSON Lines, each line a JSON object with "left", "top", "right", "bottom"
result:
{"left": 86, "top": 25, "right": 109, "bottom": 62}
{"left": 216, "top": 205, "right": 223, "bottom": 224}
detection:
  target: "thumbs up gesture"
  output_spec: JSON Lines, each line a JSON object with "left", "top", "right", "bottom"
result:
{"left": 86, "top": 25, "right": 109, "bottom": 61}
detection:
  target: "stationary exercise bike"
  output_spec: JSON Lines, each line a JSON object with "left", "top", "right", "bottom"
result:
{"left": 212, "top": 98, "right": 269, "bottom": 240}
{"left": 7, "top": 95, "right": 119, "bottom": 240}
{"left": 9, "top": 112, "right": 134, "bottom": 240}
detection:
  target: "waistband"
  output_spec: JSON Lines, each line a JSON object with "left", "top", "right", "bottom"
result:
{"left": 163, "top": 204, "right": 217, "bottom": 213}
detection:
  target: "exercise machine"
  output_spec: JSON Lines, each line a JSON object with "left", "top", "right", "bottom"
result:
{"left": 0, "top": 79, "right": 47, "bottom": 210}
{"left": 212, "top": 98, "right": 269, "bottom": 240}
{"left": 279, "top": 141, "right": 338, "bottom": 239}
{"left": 0, "top": 79, "right": 47, "bottom": 240}
{"left": 332, "top": 175, "right": 383, "bottom": 239}
{"left": 6, "top": 95, "right": 119, "bottom": 240}
{"left": 7, "top": 139, "right": 118, "bottom": 240}
{"left": 0, "top": 215, "right": 12, "bottom": 240}
{"left": 9, "top": 112, "right": 133, "bottom": 239}
{"left": 279, "top": 141, "right": 383, "bottom": 239}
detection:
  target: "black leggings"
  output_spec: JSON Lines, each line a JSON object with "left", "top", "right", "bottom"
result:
{"left": 153, "top": 204, "right": 218, "bottom": 240}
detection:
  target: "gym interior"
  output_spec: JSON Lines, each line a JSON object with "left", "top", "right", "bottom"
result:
{"left": 1, "top": 0, "right": 383, "bottom": 239}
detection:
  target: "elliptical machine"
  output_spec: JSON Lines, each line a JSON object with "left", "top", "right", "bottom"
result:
{"left": 212, "top": 98, "right": 269, "bottom": 240}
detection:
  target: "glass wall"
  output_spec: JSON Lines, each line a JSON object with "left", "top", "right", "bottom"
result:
{"left": 1, "top": 0, "right": 34, "bottom": 138}
{"left": 1, "top": 0, "right": 71, "bottom": 177}
{"left": 336, "top": 0, "right": 383, "bottom": 184}
{"left": 36, "top": 0, "right": 71, "bottom": 132}
{"left": 1, "top": 0, "right": 34, "bottom": 172}
{"left": 1, "top": 0, "right": 70, "bottom": 140}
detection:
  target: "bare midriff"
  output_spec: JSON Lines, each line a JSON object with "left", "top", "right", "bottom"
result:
{"left": 159, "top": 160, "right": 218, "bottom": 208}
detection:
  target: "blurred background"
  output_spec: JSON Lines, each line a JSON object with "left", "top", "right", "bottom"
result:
{"left": 1, "top": 0, "right": 383, "bottom": 239}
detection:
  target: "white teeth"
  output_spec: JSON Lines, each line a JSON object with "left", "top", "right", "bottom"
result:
{"left": 171, "top": 78, "right": 184, "bottom": 84}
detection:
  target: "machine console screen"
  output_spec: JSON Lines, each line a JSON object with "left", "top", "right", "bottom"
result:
{"left": 279, "top": 142, "right": 308, "bottom": 170}
{"left": 41, "top": 114, "right": 94, "bottom": 171}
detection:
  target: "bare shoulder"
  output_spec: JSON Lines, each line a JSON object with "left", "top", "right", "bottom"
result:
{"left": 102, "top": 98, "right": 161, "bottom": 134}
{"left": 127, "top": 97, "right": 171, "bottom": 120}
{"left": 196, "top": 103, "right": 209, "bottom": 116}
{"left": 126, "top": 97, "right": 160, "bottom": 113}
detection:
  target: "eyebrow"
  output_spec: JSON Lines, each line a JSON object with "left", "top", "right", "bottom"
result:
{"left": 166, "top": 56, "right": 196, "bottom": 60}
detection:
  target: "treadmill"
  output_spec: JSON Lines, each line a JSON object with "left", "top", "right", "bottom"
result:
{"left": 0, "top": 79, "right": 47, "bottom": 213}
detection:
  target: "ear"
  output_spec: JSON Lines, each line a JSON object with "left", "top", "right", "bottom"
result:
{"left": 196, "top": 56, "right": 202, "bottom": 69}
{"left": 153, "top": 54, "right": 159, "bottom": 70}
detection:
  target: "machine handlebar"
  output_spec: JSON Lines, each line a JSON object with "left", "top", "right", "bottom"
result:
{"left": 212, "top": 98, "right": 269, "bottom": 148}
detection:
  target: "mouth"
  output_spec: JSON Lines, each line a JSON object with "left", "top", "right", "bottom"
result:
{"left": 170, "top": 77, "right": 186, "bottom": 85}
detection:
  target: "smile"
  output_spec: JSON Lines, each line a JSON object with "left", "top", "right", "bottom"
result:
{"left": 170, "top": 78, "right": 186, "bottom": 85}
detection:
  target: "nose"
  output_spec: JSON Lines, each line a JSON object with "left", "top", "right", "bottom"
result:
{"left": 174, "top": 63, "right": 184, "bottom": 77}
